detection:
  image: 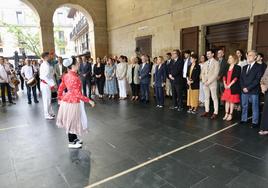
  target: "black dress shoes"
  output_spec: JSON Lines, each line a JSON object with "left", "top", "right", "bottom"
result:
{"left": 251, "top": 123, "right": 259, "bottom": 128}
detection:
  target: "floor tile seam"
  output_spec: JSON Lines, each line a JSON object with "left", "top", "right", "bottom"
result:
{"left": 214, "top": 143, "right": 264, "bottom": 161}
{"left": 189, "top": 176, "right": 210, "bottom": 188}
{"left": 85, "top": 120, "right": 240, "bottom": 188}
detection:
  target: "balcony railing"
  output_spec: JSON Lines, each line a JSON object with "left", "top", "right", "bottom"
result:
{"left": 70, "top": 16, "right": 88, "bottom": 40}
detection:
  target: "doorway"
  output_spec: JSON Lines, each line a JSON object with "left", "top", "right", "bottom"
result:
{"left": 206, "top": 20, "right": 249, "bottom": 56}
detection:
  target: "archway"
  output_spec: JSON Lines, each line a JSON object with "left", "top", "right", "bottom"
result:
{"left": 52, "top": 4, "right": 95, "bottom": 58}
{"left": 0, "top": 0, "right": 41, "bottom": 60}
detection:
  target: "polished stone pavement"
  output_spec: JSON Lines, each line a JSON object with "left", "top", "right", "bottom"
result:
{"left": 0, "top": 92, "right": 268, "bottom": 188}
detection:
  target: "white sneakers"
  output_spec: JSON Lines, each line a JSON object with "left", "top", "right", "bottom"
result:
{"left": 68, "top": 142, "right": 82, "bottom": 149}
{"left": 68, "top": 139, "right": 83, "bottom": 149}
{"left": 45, "top": 116, "right": 55, "bottom": 120}
{"left": 45, "top": 114, "right": 56, "bottom": 120}
{"left": 74, "top": 139, "right": 83, "bottom": 144}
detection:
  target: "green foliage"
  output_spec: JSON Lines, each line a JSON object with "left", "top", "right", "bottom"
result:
{"left": 54, "top": 26, "right": 66, "bottom": 48}
{"left": 1, "top": 22, "right": 41, "bottom": 57}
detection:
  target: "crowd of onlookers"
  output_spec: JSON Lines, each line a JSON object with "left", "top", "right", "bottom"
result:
{"left": 1, "top": 48, "right": 268, "bottom": 135}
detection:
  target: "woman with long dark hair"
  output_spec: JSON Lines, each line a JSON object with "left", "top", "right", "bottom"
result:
{"left": 236, "top": 49, "right": 247, "bottom": 68}
{"left": 57, "top": 57, "right": 95, "bottom": 149}
{"left": 94, "top": 57, "right": 105, "bottom": 99}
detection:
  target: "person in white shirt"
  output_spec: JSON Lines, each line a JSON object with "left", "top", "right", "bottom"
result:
{"left": 39, "top": 52, "right": 56, "bottom": 120}
{"left": 21, "top": 58, "right": 38, "bottom": 104}
{"left": 0, "top": 56, "right": 15, "bottom": 106}
{"left": 236, "top": 49, "right": 247, "bottom": 68}
{"left": 183, "top": 50, "right": 192, "bottom": 102}
{"left": 116, "top": 55, "right": 128, "bottom": 99}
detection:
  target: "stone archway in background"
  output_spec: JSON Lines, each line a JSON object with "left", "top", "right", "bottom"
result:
{"left": 22, "top": 0, "right": 108, "bottom": 59}
{"left": 52, "top": 4, "right": 96, "bottom": 58}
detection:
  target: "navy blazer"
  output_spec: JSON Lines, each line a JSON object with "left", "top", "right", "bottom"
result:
{"left": 138, "top": 63, "right": 151, "bottom": 84}
{"left": 79, "top": 62, "right": 92, "bottom": 79}
{"left": 154, "top": 64, "right": 167, "bottom": 87}
{"left": 240, "top": 62, "right": 262, "bottom": 94}
{"left": 168, "top": 59, "right": 184, "bottom": 84}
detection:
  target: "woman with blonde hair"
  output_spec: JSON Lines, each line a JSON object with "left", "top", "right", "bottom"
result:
{"left": 221, "top": 54, "right": 241, "bottom": 121}
{"left": 154, "top": 56, "right": 166, "bottom": 107}
{"left": 127, "top": 56, "right": 140, "bottom": 100}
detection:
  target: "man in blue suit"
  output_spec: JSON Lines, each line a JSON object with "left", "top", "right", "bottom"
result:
{"left": 79, "top": 55, "right": 92, "bottom": 98}
{"left": 240, "top": 50, "right": 262, "bottom": 128}
{"left": 138, "top": 54, "right": 151, "bottom": 103}
{"left": 154, "top": 56, "right": 167, "bottom": 107}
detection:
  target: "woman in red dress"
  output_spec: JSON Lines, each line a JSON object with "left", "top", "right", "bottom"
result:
{"left": 221, "top": 54, "right": 241, "bottom": 121}
{"left": 57, "top": 57, "right": 95, "bottom": 149}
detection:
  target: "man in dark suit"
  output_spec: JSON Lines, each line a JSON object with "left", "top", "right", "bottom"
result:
{"left": 138, "top": 54, "right": 151, "bottom": 103}
{"left": 164, "top": 53, "right": 172, "bottom": 97}
{"left": 168, "top": 49, "right": 185, "bottom": 111}
{"left": 217, "top": 49, "right": 228, "bottom": 104}
{"left": 79, "top": 55, "right": 92, "bottom": 98}
{"left": 183, "top": 50, "right": 192, "bottom": 100}
{"left": 240, "top": 50, "right": 262, "bottom": 128}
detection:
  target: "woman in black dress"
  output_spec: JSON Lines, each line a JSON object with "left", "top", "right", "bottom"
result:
{"left": 94, "top": 57, "right": 105, "bottom": 99}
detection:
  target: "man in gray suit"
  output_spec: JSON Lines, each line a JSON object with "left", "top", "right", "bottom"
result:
{"left": 54, "top": 57, "right": 67, "bottom": 86}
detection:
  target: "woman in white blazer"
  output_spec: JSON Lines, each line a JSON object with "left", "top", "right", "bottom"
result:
{"left": 127, "top": 57, "right": 140, "bottom": 100}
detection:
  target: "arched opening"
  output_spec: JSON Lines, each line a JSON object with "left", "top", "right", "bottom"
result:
{"left": 0, "top": 0, "right": 41, "bottom": 63}
{"left": 52, "top": 4, "right": 95, "bottom": 59}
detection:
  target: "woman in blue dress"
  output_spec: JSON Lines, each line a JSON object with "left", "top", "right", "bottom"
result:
{"left": 105, "top": 58, "right": 118, "bottom": 99}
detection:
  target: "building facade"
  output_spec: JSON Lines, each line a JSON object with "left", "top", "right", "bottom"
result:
{"left": 53, "top": 7, "right": 74, "bottom": 57}
{"left": 107, "top": 0, "right": 268, "bottom": 60}
{"left": 0, "top": 0, "right": 39, "bottom": 57}
{"left": 0, "top": 1, "right": 75, "bottom": 58}
{"left": 68, "top": 8, "right": 93, "bottom": 56}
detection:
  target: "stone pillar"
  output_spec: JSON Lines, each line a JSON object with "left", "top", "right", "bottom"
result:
{"left": 39, "top": 20, "right": 55, "bottom": 53}
{"left": 94, "top": 26, "right": 108, "bottom": 58}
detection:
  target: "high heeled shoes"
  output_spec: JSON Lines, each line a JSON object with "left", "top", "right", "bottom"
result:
{"left": 226, "top": 114, "right": 233, "bottom": 121}
{"left": 223, "top": 113, "right": 228, "bottom": 120}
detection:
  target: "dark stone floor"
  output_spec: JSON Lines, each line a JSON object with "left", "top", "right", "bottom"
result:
{"left": 0, "top": 92, "right": 267, "bottom": 188}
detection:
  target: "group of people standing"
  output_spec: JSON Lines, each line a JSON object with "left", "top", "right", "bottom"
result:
{"left": 68, "top": 48, "right": 268, "bottom": 137}
{"left": 1, "top": 46, "right": 268, "bottom": 149}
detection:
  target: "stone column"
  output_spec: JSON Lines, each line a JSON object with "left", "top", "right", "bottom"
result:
{"left": 39, "top": 19, "right": 55, "bottom": 53}
{"left": 94, "top": 26, "right": 108, "bottom": 58}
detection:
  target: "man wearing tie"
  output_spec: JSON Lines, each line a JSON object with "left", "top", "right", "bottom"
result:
{"left": 240, "top": 50, "right": 262, "bottom": 128}
{"left": 79, "top": 55, "right": 92, "bottom": 99}
{"left": 168, "top": 49, "right": 184, "bottom": 111}
{"left": 138, "top": 54, "right": 151, "bottom": 103}
{"left": 201, "top": 49, "right": 220, "bottom": 119}
{"left": 183, "top": 50, "right": 192, "bottom": 101}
